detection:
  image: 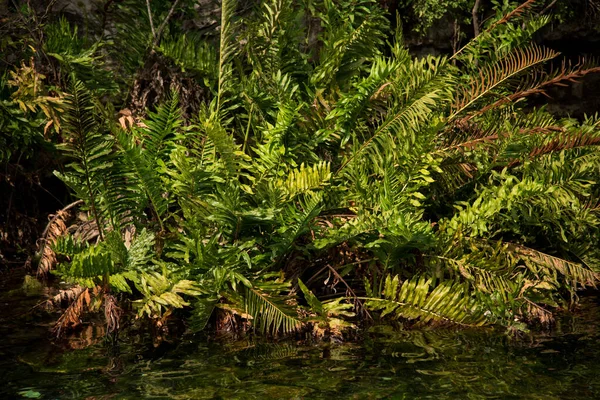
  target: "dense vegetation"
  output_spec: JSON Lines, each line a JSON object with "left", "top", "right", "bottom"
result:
{"left": 2, "top": 0, "right": 600, "bottom": 340}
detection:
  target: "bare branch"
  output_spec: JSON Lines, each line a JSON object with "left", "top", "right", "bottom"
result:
{"left": 154, "top": 0, "right": 182, "bottom": 46}
{"left": 146, "top": 0, "right": 156, "bottom": 40}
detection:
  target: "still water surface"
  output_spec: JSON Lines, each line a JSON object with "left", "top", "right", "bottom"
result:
{"left": 1, "top": 268, "right": 599, "bottom": 399}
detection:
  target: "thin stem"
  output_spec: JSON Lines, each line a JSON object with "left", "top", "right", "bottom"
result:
{"left": 242, "top": 103, "right": 254, "bottom": 153}
{"left": 154, "top": 0, "right": 182, "bottom": 47}
{"left": 146, "top": 0, "right": 156, "bottom": 40}
{"left": 326, "top": 265, "right": 373, "bottom": 320}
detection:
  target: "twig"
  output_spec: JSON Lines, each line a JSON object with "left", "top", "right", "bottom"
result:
{"left": 539, "top": 0, "right": 558, "bottom": 15}
{"left": 154, "top": 0, "right": 182, "bottom": 46}
{"left": 326, "top": 265, "right": 373, "bottom": 320}
{"left": 41, "top": 0, "right": 59, "bottom": 20}
{"left": 146, "top": 0, "right": 156, "bottom": 40}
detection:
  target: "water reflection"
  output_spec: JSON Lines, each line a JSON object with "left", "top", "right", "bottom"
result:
{"left": 1, "top": 272, "right": 599, "bottom": 399}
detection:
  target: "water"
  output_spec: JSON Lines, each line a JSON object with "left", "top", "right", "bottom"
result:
{"left": 2, "top": 268, "right": 599, "bottom": 399}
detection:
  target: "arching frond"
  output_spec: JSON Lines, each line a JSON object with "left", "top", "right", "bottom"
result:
{"left": 506, "top": 243, "right": 599, "bottom": 288}
{"left": 139, "top": 92, "right": 182, "bottom": 161}
{"left": 158, "top": 33, "right": 218, "bottom": 80}
{"left": 55, "top": 80, "right": 112, "bottom": 238}
{"left": 450, "top": 45, "right": 560, "bottom": 120}
{"left": 337, "top": 57, "right": 450, "bottom": 174}
{"left": 243, "top": 284, "right": 301, "bottom": 335}
{"left": 56, "top": 242, "right": 116, "bottom": 279}
{"left": 214, "top": 0, "right": 239, "bottom": 119}
{"left": 462, "top": 60, "right": 600, "bottom": 121}
{"left": 311, "top": 6, "right": 386, "bottom": 90}
{"left": 327, "top": 57, "right": 401, "bottom": 144}
{"left": 271, "top": 192, "right": 323, "bottom": 259}
{"left": 364, "top": 275, "right": 487, "bottom": 326}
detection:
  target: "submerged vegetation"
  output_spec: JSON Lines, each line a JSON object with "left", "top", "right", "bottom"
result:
{"left": 2, "top": 0, "right": 600, "bottom": 341}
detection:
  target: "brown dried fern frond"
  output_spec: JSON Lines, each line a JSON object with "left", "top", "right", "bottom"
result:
{"left": 461, "top": 60, "right": 600, "bottom": 121}
{"left": 37, "top": 210, "right": 70, "bottom": 279}
{"left": 523, "top": 299, "right": 554, "bottom": 325}
{"left": 53, "top": 287, "right": 93, "bottom": 337}
{"left": 487, "top": 0, "right": 539, "bottom": 32}
{"left": 72, "top": 219, "right": 101, "bottom": 243}
{"left": 46, "top": 285, "right": 86, "bottom": 309}
{"left": 528, "top": 132, "right": 600, "bottom": 159}
{"left": 507, "top": 243, "right": 599, "bottom": 288}
{"left": 439, "top": 118, "right": 503, "bottom": 152}
{"left": 449, "top": 44, "right": 559, "bottom": 120}
{"left": 36, "top": 200, "right": 83, "bottom": 279}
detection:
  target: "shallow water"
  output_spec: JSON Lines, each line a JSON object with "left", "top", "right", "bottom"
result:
{"left": 2, "top": 268, "right": 599, "bottom": 399}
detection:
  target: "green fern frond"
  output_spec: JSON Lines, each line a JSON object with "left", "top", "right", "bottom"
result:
{"left": 245, "top": 0, "right": 307, "bottom": 81}
{"left": 311, "top": 2, "right": 387, "bottom": 90}
{"left": 158, "top": 33, "right": 218, "bottom": 80}
{"left": 280, "top": 162, "right": 331, "bottom": 199}
{"left": 337, "top": 57, "right": 450, "bottom": 174}
{"left": 116, "top": 130, "right": 168, "bottom": 226}
{"left": 164, "top": 146, "right": 217, "bottom": 218}
{"left": 56, "top": 243, "right": 116, "bottom": 279}
{"left": 429, "top": 252, "right": 519, "bottom": 296}
{"left": 214, "top": 0, "right": 239, "bottom": 119}
{"left": 327, "top": 56, "right": 401, "bottom": 144}
{"left": 140, "top": 92, "right": 182, "bottom": 161}
{"left": 451, "top": 0, "right": 546, "bottom": 63}
{"left": 53, "top": 234, "right": 88, "bottom": 257}
{"left": 244, "top": 285, "right": 301, "bottom": 335}
{"left": 364, "top": 275, "right": 487, "bottom": 327}
{"left": 202, "top": 117, "right": 246, "bottom": 176}
{"left": 136, "top": 272, "right": 203, "bottom": 318}
{"left": 114, "top": 94, "right": 184, "bottom": 228}
{"left": 272, "top": 192, "right": 323, "bottom": 259}
{"left": 127, "top": 228, "right": 156, "bottom": 269}
{"left": 55, "top": 80, "right": 112, "bottom": 238}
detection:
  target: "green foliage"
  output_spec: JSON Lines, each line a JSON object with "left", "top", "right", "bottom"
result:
{"left": 158, "top": 33, "right": 218, "bottom": 81}
{"left": 136, "top": 272, "right": 203, "bottom": 318}
{"left": 10, "top": 0, "right": 600, "bottom": 337}
{"left": 242, "top": 283, "right": 301, "bottom": 335}
{"left": 54, "top": 80, "right": 115, "bottom": 234}
{"left": 364, "top": 275, "right": 487, "bottom": 326}
{"left": 44, "top": 18, "right": 118, "bottom": 95}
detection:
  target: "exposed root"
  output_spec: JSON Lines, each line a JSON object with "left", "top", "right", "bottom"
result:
{"left": 104, "top": 293, "right": 122, "bottom": 337}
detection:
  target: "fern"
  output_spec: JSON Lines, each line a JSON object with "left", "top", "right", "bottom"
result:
{"left": 449, "top": 44, "right": 560, "bottom": 120}
{"left": 54, "top": 80, "right": 112, "bottom": 238}
{"left": 115, "top": 94, "right": 184, "bottom": 228}
{"left": 214, "top": 0, "right": 238, "bottom": 119}
{"left": 158, "top": 33, "right": 218, "bottom": 80}
{"left": 20, "top": 0, "right": 600, "bottom": 337}
{"left": 280, "top": 162, "right": 331, "bottom": 199}
{"left": 136, "top": 272, "right": 203, "bottom": 318}
{"left": 56, "top": 242, "right": 116, "bottom": 279}
{"left": 364, "top": 275, "right": 487, "bottom": 327}
{"left": 243, "top": 284, "right": 301, "bottom": 335}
